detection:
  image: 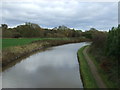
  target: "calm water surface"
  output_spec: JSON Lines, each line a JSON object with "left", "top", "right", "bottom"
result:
{"left": 2, "top": 42, "right": 89, "bottom": 88}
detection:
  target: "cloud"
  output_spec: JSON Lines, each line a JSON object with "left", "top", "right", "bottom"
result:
{"left": 1, "top": 0, "right": 118, "bottom": 31}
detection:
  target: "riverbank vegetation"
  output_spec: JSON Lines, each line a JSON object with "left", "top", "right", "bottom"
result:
{"left": 77, "top": 46, "right": 98, "bottom": 88}
{"left": 89, "top": 25, "right": 120, "bottom": 88}
{"left": 77, "top": 25, "right": 119, "bottom": 88}
{"left": 2, "top": 38, "right": 89, "bottom": 68}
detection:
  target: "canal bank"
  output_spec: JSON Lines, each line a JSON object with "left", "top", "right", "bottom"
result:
{"left": 2, "top": 39, "right": 89, "bottom": 69}
{"left": 77, "top": 46, "right": 107, "bottom": 88}
{"left": 77, "top": 46, "right": 98, "bottom": 88}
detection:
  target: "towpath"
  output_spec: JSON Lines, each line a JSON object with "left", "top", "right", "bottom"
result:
{"left": 83, "top": 47, "right": 106, "bottom": 88}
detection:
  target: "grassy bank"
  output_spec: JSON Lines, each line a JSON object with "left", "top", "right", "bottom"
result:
{"left": 2, "top": 38, "right": 89, "bottom": 69}
{"left": 77, "top": 46, "right": 98, "bottom": 88}
{"left": 88, "top": 47, "right": 118, "bottom": 88}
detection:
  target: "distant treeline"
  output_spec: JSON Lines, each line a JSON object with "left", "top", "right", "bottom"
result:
{"left": 1, "top": 22, "right": 100, "bottom": 39}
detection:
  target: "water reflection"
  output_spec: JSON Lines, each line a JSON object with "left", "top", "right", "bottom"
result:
{"left": 2, "top": 42, "right": 89, "bottom": 88}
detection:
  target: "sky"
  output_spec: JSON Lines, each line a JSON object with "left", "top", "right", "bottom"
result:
{"left": 0, "top": 0, "right": 118, "bottom": 31}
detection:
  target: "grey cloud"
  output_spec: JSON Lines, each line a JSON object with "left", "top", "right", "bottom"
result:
{"left": 1, "top": 0, "right": 118, "bottom": 31}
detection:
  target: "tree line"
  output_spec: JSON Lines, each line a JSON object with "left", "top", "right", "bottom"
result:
{"left": 106, "top": 25, "right": 120, "bottom": 61}
{"left": 1, "top": 23, "right": 83, "bottom": 38}
{"left": 1, "top": 22, "right": 100, "bottom": 39}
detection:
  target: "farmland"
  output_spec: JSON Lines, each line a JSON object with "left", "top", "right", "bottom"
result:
{"left": 2, "top": 38, "right": 70, "bottom": 49}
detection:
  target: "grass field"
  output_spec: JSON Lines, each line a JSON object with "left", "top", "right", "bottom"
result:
{"left": 77, "top": 46, "right": 98, "bottom": 88}
{"left": 2, "top": 38, "right": 70, "bottom": 49}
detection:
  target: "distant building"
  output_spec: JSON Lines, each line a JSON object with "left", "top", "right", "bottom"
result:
{"left": 53, "top": 27, "right": 58, "bottom": 30}
{"left": 25, "top": 22, "right": 40, "bottom": 29}
{"left": 53, "top": 25, "right": 70, "bottom": 30}
{"left": 58, "top": 25, "right": 68, "bottom": 30}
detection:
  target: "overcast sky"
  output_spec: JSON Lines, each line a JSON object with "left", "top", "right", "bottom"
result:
{"left": 1, "top": 0, "right": 118, "bottom": 31}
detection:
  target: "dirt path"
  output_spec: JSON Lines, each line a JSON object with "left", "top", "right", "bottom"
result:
{"left": 83, "top": 47, "right": 106, "bottom": 88}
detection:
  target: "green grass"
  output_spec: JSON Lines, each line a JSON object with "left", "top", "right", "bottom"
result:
{"left": 77, "top": 46, "right": 98, "bottom": 88}
{"left": 88, "top": 47, "right": 118, "bottom": 88}
{"left": 2, "top": 38, "right": 70, "bottom": 49}
{"left": 0, "top": 38, "right": 2, "bottom": 49}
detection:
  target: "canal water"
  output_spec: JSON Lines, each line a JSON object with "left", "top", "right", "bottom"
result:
{"left": 2, "top": 42, "right": 89, "bottom": 88}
